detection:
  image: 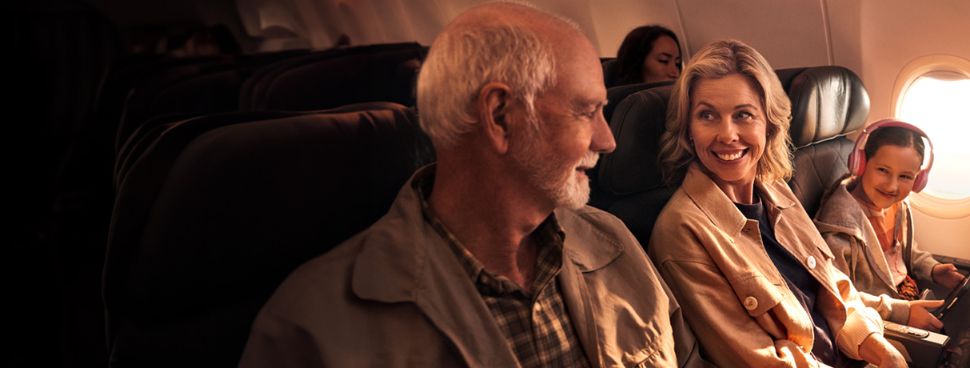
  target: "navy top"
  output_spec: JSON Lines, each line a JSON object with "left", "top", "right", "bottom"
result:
{"left": 735, "top": 195, "right": 842, "bottom": 366}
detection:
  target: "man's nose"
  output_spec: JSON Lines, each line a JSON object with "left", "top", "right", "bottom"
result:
{"left": 591, "top": 111, "right": 616, "bottom": 154}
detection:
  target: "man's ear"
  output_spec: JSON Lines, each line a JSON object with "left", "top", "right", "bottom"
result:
{"left": 477, "top": 82, "right": 513, "bottom": 154}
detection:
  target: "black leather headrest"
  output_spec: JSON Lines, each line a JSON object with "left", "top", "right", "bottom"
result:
{"left": 783, "top": 66, "right": 869, "bottom": 148}
{"left": 605, "top": 81, "right": 672, "bottom": 122}
{"left": 601, "top": 58, "right": 618, "bottom": 87}
{"left": 597, "top": 85, "right": 672, "bottom": 196}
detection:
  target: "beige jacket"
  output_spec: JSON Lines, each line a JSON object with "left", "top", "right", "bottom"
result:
{"left": 814, "top": 176, "right": 939, "bottom": 322}
{"left": 240, "top": 167, "right": 702, "bottom": 367}
{"left": 649, "top": 164, "right": 884, "bottom": 368}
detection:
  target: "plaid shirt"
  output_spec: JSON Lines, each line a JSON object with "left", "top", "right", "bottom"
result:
{"left": 415, "top": 175, "right": 590, "bottom": 368}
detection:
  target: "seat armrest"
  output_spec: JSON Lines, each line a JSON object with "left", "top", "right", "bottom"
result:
{"left": 883, "top": 320, "right": 949, "bottom": 368}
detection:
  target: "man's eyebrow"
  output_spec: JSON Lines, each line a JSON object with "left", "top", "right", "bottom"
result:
{"left": 574, "top": 98, "right": 607, "bottom": 109}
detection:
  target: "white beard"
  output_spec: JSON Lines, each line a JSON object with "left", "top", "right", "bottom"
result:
{"left": 511, "top": 139, "right": 598, "bottom": 210}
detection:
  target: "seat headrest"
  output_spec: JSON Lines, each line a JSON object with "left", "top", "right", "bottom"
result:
{"left": 783, "top": 66, "right": 869, "bottom": 148}
{"left": 597, "top": 85, "right": 673, "bottom": 196}
{"left": 605, "top": 80, "right": 672, "bottom": 122}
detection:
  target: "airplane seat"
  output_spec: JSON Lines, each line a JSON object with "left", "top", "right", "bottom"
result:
{"left": 587, "top": 81, "right": 672, "bottom": 209}
{"left": 595, "top": 66, "right": 869, "bottom": 248}
{"left": 116, "top": 69, "right": 241, "bottom": 152}
{"left": 114, "top": 58, "right": 236, "bottom": 152}
{"left": 605, "top": 80, "right": 673, "bottom": 123}
{"left": 594, "top": 85, "right": 675, "bottom": 244}
{"left": 601, "top": 57, "right": 619, "bottom": 87}
{"left": 114, "top": 49, "right": 313, "bottom": 154}
{"left": 104, "top": 102, "right": 434, "bottom": 367}
{"left": 114, "top": 102, "right": 404, "bottom": 189}
{"left": 781, "top": 66, "right": 869, "bottom": 217}
{"left": 240, "top": 42, "right": 428, "bottom": 111}
{"left": 114, "top": 110, "right": 297, "bottom": 189}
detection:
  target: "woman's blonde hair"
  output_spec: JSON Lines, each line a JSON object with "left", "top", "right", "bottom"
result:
{"left": 659, "top": 39, "right": 793, "bottom": 184}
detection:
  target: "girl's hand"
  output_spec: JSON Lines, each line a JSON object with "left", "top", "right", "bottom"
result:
{"left": 932, "top": 263, "right": 965, "bottom": 290}
{"left": 907, "top": 299, "right": 944, "bottom": 331}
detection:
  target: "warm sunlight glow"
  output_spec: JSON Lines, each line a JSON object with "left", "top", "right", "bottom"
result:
{"left": 897, "top": 75, "right": 970, "bottom": 200}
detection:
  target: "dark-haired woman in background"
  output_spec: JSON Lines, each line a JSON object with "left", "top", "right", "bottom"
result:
{"left": 613, "top": 25, "right": 682, "bottom": 85}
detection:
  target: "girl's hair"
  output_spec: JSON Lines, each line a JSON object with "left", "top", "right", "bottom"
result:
{"left": 864, "top": 126, "right": 926, "bottom": 161}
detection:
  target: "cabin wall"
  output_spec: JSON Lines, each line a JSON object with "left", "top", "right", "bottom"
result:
{"left": 587, "top": 0, "right": 682, "bottom": 58}
{"left": 673, "top": 0, "right": 831, "bottom": 68}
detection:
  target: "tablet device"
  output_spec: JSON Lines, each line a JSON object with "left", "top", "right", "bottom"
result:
{"left": 935, "top": 272, "right": 970, "bottom": 320}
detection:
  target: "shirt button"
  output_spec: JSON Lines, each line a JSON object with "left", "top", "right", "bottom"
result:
{"left": 744, "top": 296, "right": 759, "bottom": 310}
{"left": 807, "top": 255, "right": 817, "bottom": 269}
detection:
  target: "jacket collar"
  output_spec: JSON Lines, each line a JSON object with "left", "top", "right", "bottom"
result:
{"left": 349, "top": 165, "right": 620, "bottom": 366}
{"left": 813, "top": 176, "right": 869, "bottom": 240}
{"left": 813, "top": 175, "right": 895, "bottom": 290}
{"left": 680, "top": 163, "right": 797, "bottom": 238}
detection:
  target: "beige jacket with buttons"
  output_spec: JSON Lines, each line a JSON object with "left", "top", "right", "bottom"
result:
{"left": 649, "top": 164, "right": 885, "bottom": 367}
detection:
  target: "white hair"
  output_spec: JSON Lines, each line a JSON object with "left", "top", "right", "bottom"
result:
{"left": 416, "top": 12, "right": 563, "bottom": 148}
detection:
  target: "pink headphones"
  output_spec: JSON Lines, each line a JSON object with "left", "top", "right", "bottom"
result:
{"left": 847, "top": 118, "right": 934, "bottom": 192}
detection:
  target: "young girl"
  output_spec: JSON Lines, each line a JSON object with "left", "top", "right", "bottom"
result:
{"left": 815, "top": 119, "right": 964, "bottom": 327}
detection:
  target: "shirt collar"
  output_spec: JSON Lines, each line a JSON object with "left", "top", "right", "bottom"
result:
{"left": 412, "top": 167, "right": 566, "bottom": 297}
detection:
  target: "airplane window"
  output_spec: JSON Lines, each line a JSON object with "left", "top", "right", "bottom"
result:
{"left": 891, "top": 55, "right": 970, "bottom": 219}
{"left": 896, "top": 72, "right": 970, "bottom": 200}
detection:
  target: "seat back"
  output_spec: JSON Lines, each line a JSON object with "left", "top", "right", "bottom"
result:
{"left": 783, "top": 66, "right": 869, "bottom": 216}
{"left": 605, "top": 80, "right": 672, "bottom": 123}
{"left": 587, "top": 80, "right": 671, "bottom": 208}
{"left": 601, "top": 58, "right": 618, "bottom": 87}
{"left": 240, "top": 42, "right": 427, "bottom": 111}
{"left": 595, "top": 85, "right": 675, "bottom": 243}
{"left": 596, "top": 66, "right": 869, "bottom": 246}
{"left": 104, "top": 102, "right": 434, "bottom": 367}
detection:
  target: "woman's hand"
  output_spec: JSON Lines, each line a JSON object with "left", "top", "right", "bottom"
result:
{"left": 859, "top": 333, "right": 907, "bottom": 367}
{"left": 931, "top": 263, "right": 965, "bottom": 290}
{"left": 906, "top": 299, "right": 944, "bottom": 331}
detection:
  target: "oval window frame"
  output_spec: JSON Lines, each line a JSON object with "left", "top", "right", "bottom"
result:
{"left": 890, "top": 55, "right": 970, "bottom": 220}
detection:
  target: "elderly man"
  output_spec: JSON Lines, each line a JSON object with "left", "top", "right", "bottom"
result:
{"left": 240, "top": 2, "right": 698, "bottom": 367}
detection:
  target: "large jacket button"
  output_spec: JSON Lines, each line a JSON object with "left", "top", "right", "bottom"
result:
{"left": 744, "top": 296, "right": 758, "bottom": 310}
{"left": 807, "top": 255, "right": 817, "bottom": 269}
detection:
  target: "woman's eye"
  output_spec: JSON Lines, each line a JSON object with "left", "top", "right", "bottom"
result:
{"left": 698, "top": 111, "right": 714, "bottom": 120}
{"left": 735, "top": 111, "right": 753, "bottom": 120}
